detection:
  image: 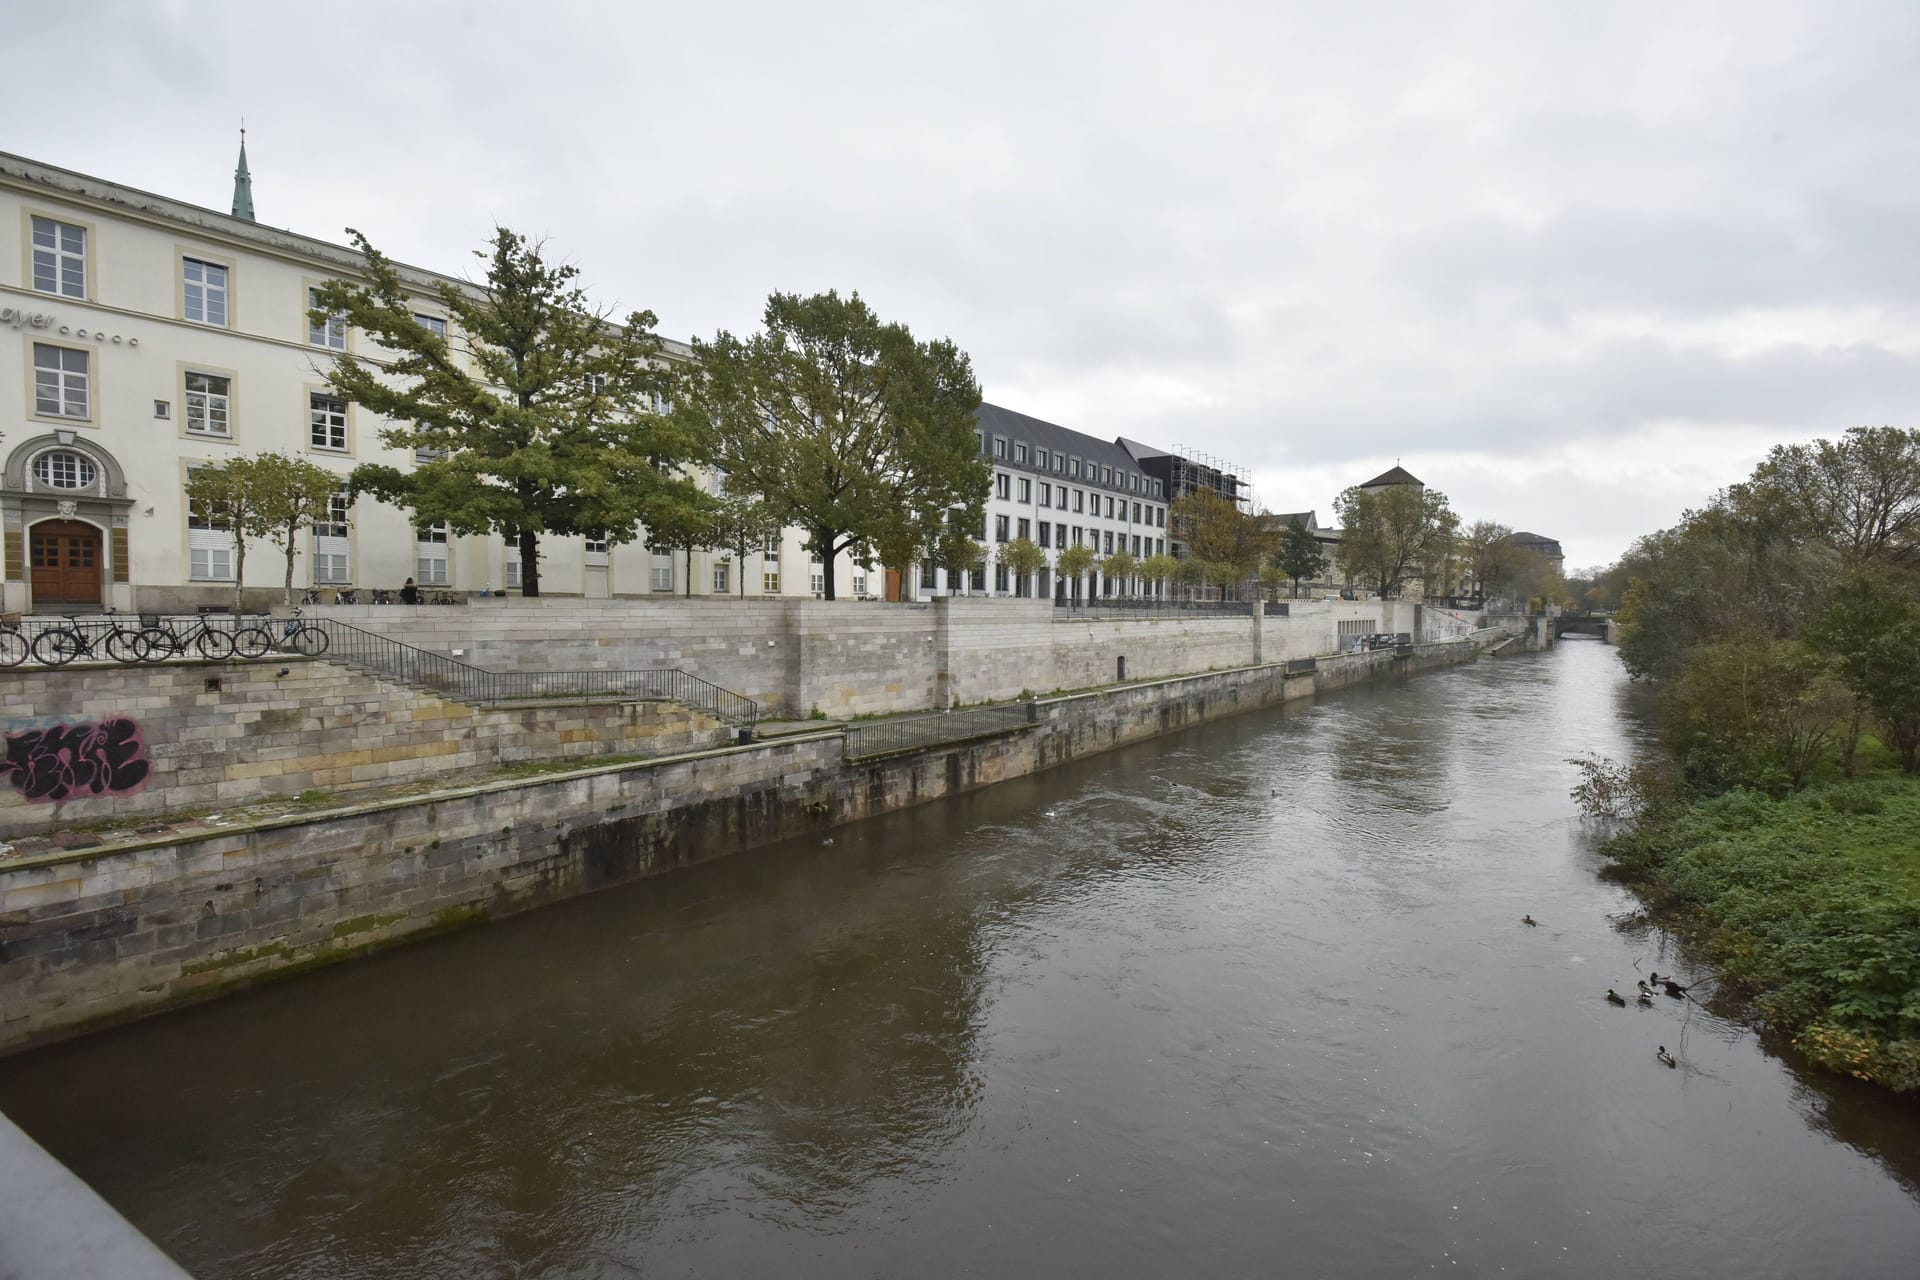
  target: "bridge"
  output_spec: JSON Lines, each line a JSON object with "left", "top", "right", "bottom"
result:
{"left": 1553, "top": 611, "right": 1614, "bottom": 641}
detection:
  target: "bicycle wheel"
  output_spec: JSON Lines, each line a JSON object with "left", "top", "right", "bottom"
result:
{"left": 0, "top": 630, "right": 26, "bottom": 668}
{"left": 135, "top": 627, "right": 175, "bottom": 662}
{"left": 232, "top": 627, "right": 274, "bottom": 658}
{"left": 195, "top": 629, "right": 236, "bottom": 661}
{"left": 31, "top": 628, "right": 83, "bottom": 667}
{"left": 105, "top": 629, "right": 147, "bottom": 664}
{"left": 293, "top": 625, "right": 329, "bottom": 656}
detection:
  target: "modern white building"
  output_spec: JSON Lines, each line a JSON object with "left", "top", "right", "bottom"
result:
{"left": 0, "top": 147, "right": 1239, "bottom": 614}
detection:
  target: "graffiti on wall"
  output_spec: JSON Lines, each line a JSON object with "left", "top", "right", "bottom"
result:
{"left": 1, "top": 717, "right": 152, "bottom": 803}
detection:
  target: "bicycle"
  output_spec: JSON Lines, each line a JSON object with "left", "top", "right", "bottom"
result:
{"left": 334, "top": 587, "right": 359, "bottom": 605}
{"left": 0, "top": 611, "right": 28, "bottom": 668}
{"left": 245, "top": 607, "right": 330, "bottom": 656}
{"left": 133, "top": 612, "right": 237, "bottom": 662}
{"left": 301, "top": 587, "right": 325, "bottom": 605}
{"left": 31, "top": 610, "right": 149, "bottom": 667}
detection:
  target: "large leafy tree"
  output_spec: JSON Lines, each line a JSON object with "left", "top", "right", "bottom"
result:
{"left": 1334, "top": 483, "right": 1459, "bottom": 598}
{"left": 312, "top": 227, "right": 698, "bottom": 596}
{"left": 1276, "top": 517, "right": 1328, "bottom": 598}
{"left": 682, "top": 290, "right": 988, "bottom": 601}
{"left": 1171, "top": 488, "right": 1274, "bottom": 588}
{"left": 1745, "top": 427, "right": 1920, "bottom": 569}
{"left": 1807, "top": 576, "right": 1920, "bottom": 773}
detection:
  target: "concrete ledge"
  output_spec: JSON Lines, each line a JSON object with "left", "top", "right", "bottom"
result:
{"left": 0, "top": 1109, "right": 192, "bottom": 1278}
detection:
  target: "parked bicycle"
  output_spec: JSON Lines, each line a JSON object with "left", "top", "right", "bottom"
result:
{"left": 334, "top": 587, "right": 359, "bottom": 605}
{"left": 134, "top": 612, "right": 238, "bottom": 662}
{"left": 241, "top": 607, "right": 329, "bottom": 657}
{"left": 32, "top": 610, "right": 149, "bottom": 666}
{"left": 301, "top": 587, "right": 325, "bottom": 605}
{"left": 0, "top": 610, "right": 29, "bottom": 668}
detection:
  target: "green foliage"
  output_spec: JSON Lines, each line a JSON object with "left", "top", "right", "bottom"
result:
{"left": 1170, "top": 489, "right": 1274, "bottom": 589}
{"left": 1599, "top": 774, "right": 1920, "bottom": 1091}
{"left": 186, "top": 452, "right": 344, "bottom": 613}
{"left": 1056, "top": 543, "right": 1097, "bottom": 597}
{"left": 1275, "top": 517, "right": 1328, "bottom": 597}
{"left": 708, "top": 491, "right": 782, "bottom": 597}
{"left": 1661, "top": 632, "right": 1853, "bottom": 791}
{"left": 314, "top": 227, "right": 695, "bottom": 596}
{"left": 683, "top": 289, "right": 987, "bottom": 600}
{"left": 1333, "top": 482, "right": 1459, "bottom": 598}
{"left": 1000, "top": 536, "right": 1048, "bottom": 594}
{"left": 1100, "top": 548, "right": 1138, "bottom": 592}
{"left": 1807, "top": 576, "right": 1920, "bottom": 772}
{"left": 1139, "top": 553, "right": 1180, "bottom": 593}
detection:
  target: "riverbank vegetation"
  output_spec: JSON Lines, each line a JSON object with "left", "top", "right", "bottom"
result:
{"left": 1575, "top": 426, "right": 1920, "bottom": 1091}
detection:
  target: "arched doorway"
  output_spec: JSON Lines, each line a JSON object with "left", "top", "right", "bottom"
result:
{"left": 30, "top": 520, "right": 104, "bottom": 610}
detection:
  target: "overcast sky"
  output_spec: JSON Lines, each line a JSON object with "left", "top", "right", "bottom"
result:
{"left": 14, "top": 0, "right": 1920, "bottom": 568}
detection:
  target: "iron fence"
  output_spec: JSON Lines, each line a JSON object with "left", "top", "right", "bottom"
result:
{"left": 844, "top": 701, "right": 1035, "bottom": 760}
{"left": 1054, "top": 597, "right": 1252, "bottom": 621}
{"left": 307, "top": 619, "right": 760, "bottom": 726}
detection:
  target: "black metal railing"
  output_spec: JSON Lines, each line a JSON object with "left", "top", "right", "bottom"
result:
{"left": 844, "top": 701, "right": 1035, "bottom": 760}
{"left": 1053, "top": 597, "right": 1252, "bottom": 620}
{"left": 305, "top": 619, "right": 762, "bottom": 726}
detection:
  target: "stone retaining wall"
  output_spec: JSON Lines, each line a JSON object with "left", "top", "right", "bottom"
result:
{"left": 0, "top": 660, "right": 731, "bottom": 838}
{"left": 0, "top": 640, "right": 1477, "bottom": 1051}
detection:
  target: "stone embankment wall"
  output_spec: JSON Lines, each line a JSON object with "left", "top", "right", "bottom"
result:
{"left": 305, "top": 596, "right": 1423, "bottom": 718}
{"left": 0, "top": 641, "right": 1475, "bottom": 1051}
{"left": 0, "top": 660, "right": 730, "bottom": 838}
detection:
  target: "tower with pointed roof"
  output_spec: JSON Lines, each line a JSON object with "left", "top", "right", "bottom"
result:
{"left": 231, "top": 130, "right": 254, "bottom": 222}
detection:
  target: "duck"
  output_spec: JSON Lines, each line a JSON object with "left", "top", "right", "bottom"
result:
{"left": 1636, "top": 980, "right": 1656, "bottom": 997}
{"left": 1637, "top": 991, "right": 1655, "bottom": 1007}
{"left": 1606, "top": 989, "right": 1628, "bottom": 1006}
{"left": 1662, "top": 979, "right": 1688, "bottom": 999}
{"left": 1656, "top": 1046, "right": 1677, "bottom": 1068}
{"left": 1521, "top": 914, "right": 1538, "bottom": 927}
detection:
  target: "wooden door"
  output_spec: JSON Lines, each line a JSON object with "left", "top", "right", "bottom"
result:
{"left": 29, "top": 520, "right": 103, "bottom": 609}
{"left": 885, "top": 568, "right": 902, "bottom": 602}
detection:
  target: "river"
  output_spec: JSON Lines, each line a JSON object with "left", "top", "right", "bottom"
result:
{"left": 2, "top": 640, "right": 1917, "bottom": 1277}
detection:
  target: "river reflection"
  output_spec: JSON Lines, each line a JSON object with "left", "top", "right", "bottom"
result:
{"left": 2, "top": 641, "right": 1917, "bottom": 1278}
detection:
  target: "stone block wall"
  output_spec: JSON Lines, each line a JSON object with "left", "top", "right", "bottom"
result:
{"left": 0, "top": 660, "right": 731, "bottom": 838}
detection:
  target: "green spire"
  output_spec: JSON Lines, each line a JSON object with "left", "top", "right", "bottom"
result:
{"left": 231, "top": 129, "right": 254, "bottom": 222}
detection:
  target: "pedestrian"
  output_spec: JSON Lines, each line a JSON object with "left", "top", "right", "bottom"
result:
{"left": 400, "top": 577, "right": 420, "bottom": 605}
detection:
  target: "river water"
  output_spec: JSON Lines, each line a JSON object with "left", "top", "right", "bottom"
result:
{"left": 3, "top": 641, "right": 1918, "bottom": 1277}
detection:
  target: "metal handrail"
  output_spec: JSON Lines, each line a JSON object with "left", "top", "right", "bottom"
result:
{"left": 305, "top": 618, "right": 760, "bottom": 726}
{"left": 844, "top": 701, "right": 1034, "bottom": 759}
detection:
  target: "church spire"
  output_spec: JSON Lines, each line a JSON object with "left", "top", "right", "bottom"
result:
{"left": 231, "top": 127, "right": 254, "bottom": 222}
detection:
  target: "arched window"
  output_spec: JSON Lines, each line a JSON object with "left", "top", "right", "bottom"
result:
{"left": 32, "top": 450, "right": 96, "bottom": 490}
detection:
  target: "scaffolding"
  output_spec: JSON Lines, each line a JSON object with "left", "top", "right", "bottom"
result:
{"left": 1166, "top": 444, "right": 1255, "bottom": 573}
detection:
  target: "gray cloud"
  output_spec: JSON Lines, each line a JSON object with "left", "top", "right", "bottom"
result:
{"left": 15, "top": 0, "right": 1920, "bottom": 568}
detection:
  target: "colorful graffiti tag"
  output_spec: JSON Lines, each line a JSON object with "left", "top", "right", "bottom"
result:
{"left": 1, "top": 717, "right": 152, "bottom": 803}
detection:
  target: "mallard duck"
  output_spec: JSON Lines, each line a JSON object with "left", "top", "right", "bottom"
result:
{"left": 1521, "top": 914, "right": 1538, "bottom": 926}
{"left": 1662, "top": 980, "right": 1688, "bottom": 999}
{"left": 1637, "top": 991, "right": 1655, "bottom": 1007}
{"left": 1656, "top": 1046, "right": 1677, "bottom": 1067}
{"left": 1606, "top": 989, "right": 1628, "bottom": 1006}
{"left": 1636, "top": 980, "right": 1655, "bottom": 996}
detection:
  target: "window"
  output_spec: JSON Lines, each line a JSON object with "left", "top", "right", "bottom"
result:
{"left": 1074, "top": 490, "right": 1085, "bottom": 514}
{"left": 417, "top": 523, "right": 449, "bottom": 585}
{"left": 1133, "top": 502, "right": 1142, "bottom": 524}
{"left": 1132, "top": 535, "right": 1142, "bottom": 556}
{"left": 995, "top": 563, "right": 1009, "bottom": 592}
{"left": 415, "top": 444, "right": 448, "bottom": 463}
{"left": 970, "top": 566, "right": 986, "bottom": 592}
{"left": 1054, "top": 523, "right": 1064, "bottom": 546}
{"left": 1104, "top": 531, "right": 1115, "bottom": 554}
{"left": 853, "top": 569, "right": 867, "bottom": 597}
{"left": 977, "top": 432, "right": 988, "bottom": 455}
{"left": 583, "top": 372, "right": 608, "bottom": 396}
{"left": 1039, "top": 484, "right": 1052, "bottom": 508}
{"left": 1072, "top": 525, "right": 1083, "bottom": 546}
{"left": 183, "top": 258, "right": 227, "bottom": 326}
{"left": 1053, "top": 453, "right": 1063, "bottom": 473}
{"left": 1035, "top": 449, "right": 1049, "bottom": 469}
{"left": 187, "top": 472, "right": 235, "bottom": 580}
{"left": 1157, "top": 538, "right": 1165, "bottom": 556}
{"left": 1038, "top": 523, "right": 1052, "bottom": 548}
{"left": 995, "top": 514, "right": 1010, "bottom": 542}
{"left": 310, "top": 392, "right": 348, "bottom": 451}
{"left": 416, "top": 313, "right": 447, "bottom": 340}
{"left": 184, "top": 372, "right": 231, "bottom": 437}
{"left": 810, "top": 557, "right": 825, "bottom": 597}
{"left": 32, "top": 344, "right": 89, "bottom": 418}
{"left": 996, "top": 473, "right": 1011, "bottom": 500}
{"left": 1015, "top": 443, "right": 1029, "bottom": 464}
{"left": 650, "top": 390, "right": 674, "bottom": 415}
{"left": 584, "top": 532, "right": 609, "bottom": 567}
{"left": 1070, "top": 458, "right": 1082, "bottom": 478}
{"left": 1105, "top": 496, "right": 1115, "bottom": 518}
{"left": 32, "top": 450, "right": 96, "bottom": 490}
{"left": 506, "top": 551, "right": 521, "bottom": 589}
{"left": 30, "top": 216, "right": 85, "bottom": 297}
{"left": 1018, "top": 478, "right": 1031, "bottom": 503}
{"left": 651, "top": 546, "right": 673, "bottom": 592}
{"left": 713, "top": 560, "right": 730, "bottom": 593}
{"left": 1158, "top": 507, "right": 1167, "bottom": 528}
{"left": 308, "top": 288, "right": 346, "bottom": 349}
{"left": 763, "top": 568, "right": 781, "bottom": 593}
{"left": 1017, "top": 517, "right": 1031, "bottom": 540}
{"left": 763, "top": 534, "right": 780, "bottom": 562}
{"left": 1103, "top": 467, "right": 1114, "bottom": 486}
{"left": 313, "top": 488, "right": 351, "bottom": 583}
{"left": 993, "top": 437, "right": 1008, "bottom": 458}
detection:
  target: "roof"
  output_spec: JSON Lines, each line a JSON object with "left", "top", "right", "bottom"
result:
{"left": 975, "top": 403, "right": 1164, "bottom": 490}
{"left": 1358, "top": 465, "right": 1423, "bottom": 489}
{"left": 1263, "top": 510, "right": 1318, "bottom": 530}
{"left": 1507, "top": 531, "right": 1565, "bottom": 558}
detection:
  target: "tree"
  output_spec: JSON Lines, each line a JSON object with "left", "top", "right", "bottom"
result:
{"left": 1139, "top": 552, "right": 1180, "bottom": 599}
{"left": 1001, "top": 536, "right": 1048, "bottom": 598}
{"left": 1056, "top": 543, "right": 1097, "bottom": 602}
{"left": 1663, "top": 632, "right": 1852, "bottom": 791}
{"left": 1807, "top": 577, "right": 1920, "bottom": 773}
{"left": 1171, "top": 489, "right": 1274, "bottom": 591}
{"left": 1276, "top": 517, "right": 1328, "bottom": 598}
{"left": 683, "top": 290, "right": 988, "bottom": 600}
{"left": 638, "top": 481, "right": 721, "bottom": 597}
{"left": 934, "top": 525, "right": 988, "bottom": 594}
{"left": 709, "top": 491, "right": 782, "bottom": 598}
{"left": 1746, "top": 427, "right": 1920, "bottom": 569}
{"left": 313, "top": 227, "right": 695, "bottom": 597}
{"left": 249, "top": 453, "right": 353, "bottom": 607}
{"left": 184, "top": 462, "right": 264, "bottom": 616}
{"left": 1334, "top": 484, "right": 1460, "bottom": 598}
{"left": 1101, "top": 549, "right": 1138, "bottom": 596}
{"left": 1461, "top": 520, "right": 1521, "bottom": 601}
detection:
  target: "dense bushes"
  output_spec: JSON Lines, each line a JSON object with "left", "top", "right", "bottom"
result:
{"left": 1597, "top": 771, "right": 1920, "bottom": 1091}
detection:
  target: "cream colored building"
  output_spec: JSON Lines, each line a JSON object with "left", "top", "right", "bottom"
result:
{"left": 0, "top": 148, "right": 886, "bottom": 614}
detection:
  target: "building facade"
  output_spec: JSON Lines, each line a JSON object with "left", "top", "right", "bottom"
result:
{"left": 1, "top": 150, "right": 1222, "bottom": 613}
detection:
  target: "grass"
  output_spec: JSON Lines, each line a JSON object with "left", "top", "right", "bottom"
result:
{"left": 1601, "top": 759, "right": 1920, "bottom": 1092}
